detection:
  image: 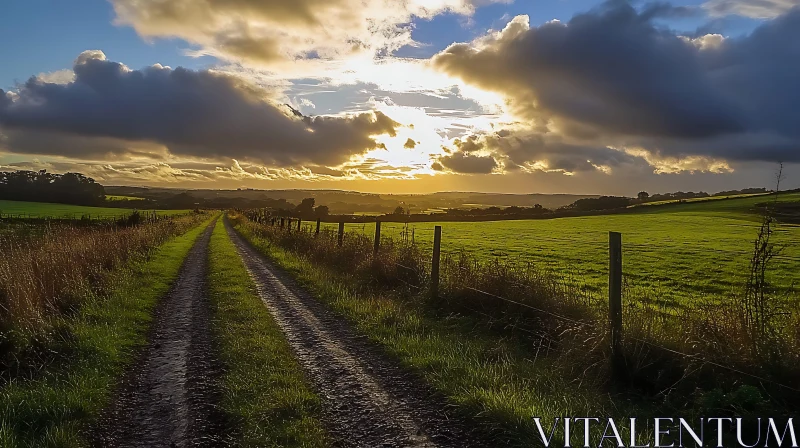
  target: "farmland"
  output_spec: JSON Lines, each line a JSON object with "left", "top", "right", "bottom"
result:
{"left": 319, "top": 193, "right": 800, "bottom": 309}
{"left": 105, "top": 194, "right": 145, "bottom": 201}
{"left": 236, "top": 193, "right": 800, "bottom": 445}
{"left": 628, "top": 192, "right": 771, "bottom": 208}
{"left": 0, "top": 200, "right": 190, "bottom": 218}
{"left": 1, "top": 192, "right": 798, "bottom": 446}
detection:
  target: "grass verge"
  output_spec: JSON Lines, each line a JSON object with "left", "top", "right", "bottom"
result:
{"left": 0, "top": 216, "right": 214, "bottom": 447}
{"left": 231, "top": 219, "right": 637, "bottom": 447}
{"left": 208, "top": 219, "right": 327, "bottom": 447}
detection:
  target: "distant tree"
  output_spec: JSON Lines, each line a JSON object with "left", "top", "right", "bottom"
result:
{"left": 567, "top": 196, "right": 632, "bottom": 211}
{"left": 637, "top": 191, "right": 650, "bottom": 201}
{"left": 713, "top": 187, "right": 768, "bottom": 196}
{"left": 161, "top": 192, "right": 198, "bottom": 209}
{"left": 0, "top": 170, "right": 105, "bottom": 206}
{"left": 393, "top": 206, "right": 405, "bottom": 215}
{"left": 315, "top": 205, "right": 330, "bottom": 217}
{"left": 295, "top": 197, "right": 316, "bottom": 217}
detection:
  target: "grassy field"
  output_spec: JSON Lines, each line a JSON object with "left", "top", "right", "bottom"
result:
{"left": 629, "top": 192, "right": 770, "bottom": 208}
{"left": 0, "top": 200, "right": 190, "bottom": 218}
{"left": 320, "top": 193, "right": 800, "bottom": 309}
{"left": 0, "top": 217, "right": 213, "bottom": 446}
{"left": 104, "top": 195, "right": 145, "bottom": 201}
{"left": 207, "top": 220, "right": 327, "bottom": 447}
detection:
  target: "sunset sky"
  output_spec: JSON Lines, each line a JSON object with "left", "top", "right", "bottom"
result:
{"left": 1, "top": 0, "right": 799, "bottom": 195}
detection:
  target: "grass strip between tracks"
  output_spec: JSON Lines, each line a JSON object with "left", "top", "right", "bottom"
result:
{"left": 231, "top": 219, "right": 632, "bottom": 447}
{"left": 208, "top": 220, "right": 328, "bottom": 447}
{"left": 0, "top": 216, "right": 216, "bottom": 447}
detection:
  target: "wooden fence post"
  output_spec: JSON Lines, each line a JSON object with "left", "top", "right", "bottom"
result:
{"left": 608, "top": 231, "right": 624, "bottom": 379}
{"left": 297, "top": 219, "right": 302, "bottom": 232}
{"left": 280, "top": 217, "right": 285, "bottom": 229}
{"left": 337, "top": 222, "right": 345, "bottom": 247}
{"left": 315, "top": 218, "right": 321, "bottom": 236}
{"left": 374, "top": 220, "right": 382, "bottom": 254}
{"left": 431, "top": 226, "right": 442, "bottom": 299}
{"left": 271, "top": 217, "right": 276, "bottom": 226}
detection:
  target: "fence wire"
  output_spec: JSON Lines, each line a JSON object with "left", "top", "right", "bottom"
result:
{"left": 249, "top": 214, "right": 800, "bottom": 393}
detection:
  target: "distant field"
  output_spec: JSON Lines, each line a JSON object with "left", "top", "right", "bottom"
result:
{"left": 322, "top": 193, "right": 800, "bottom": 309}
{"left": 0, "top": 200, "right": 191, "bottom": 218}
{"left": 629, "top": 192, "right": 770, "bottom": 208}
{"left": 105, "top": 194, "right": 145, "bottom": 201}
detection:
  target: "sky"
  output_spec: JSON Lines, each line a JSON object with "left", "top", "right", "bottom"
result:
{"left": 1, "top": 0, "right": 799, "bottom": 195}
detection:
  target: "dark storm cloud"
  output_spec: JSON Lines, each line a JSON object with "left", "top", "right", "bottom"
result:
{"left": 0, "top": 92, "right": 10, "bottom": 109}
{"left": 435, "top": 151, "right": 498, "bottom": 174}
{"left": 487, "top": 132, "right": 640, "bottom": 172}
{"left": 452, "top": 135, "right": 484, "bottom": 153}
{"left": 441, "top": 130, "right": 642, "bottom": 174}
{"left": 0, "top": 51, "right": 400, "bottom": 166}
{"left": 639, "top": 2, "right": 700, "bottom": 20}
{"left": 432, "top": 1, "right": 800, "bottom": 165}
{"left": 0, "top": 128, "right": 168, "bottom": 160}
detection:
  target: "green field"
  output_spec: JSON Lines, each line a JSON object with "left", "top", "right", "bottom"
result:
{"left": 323, "top": 193, "right": 800, "bottom": 309}
{"left": 0, "top": 200, "right": 190, "bottom": 218}
{"left": 105, "top": 195, "right": 145, "bottom": 201}
{"left": 629, "top": 192, "right": 770, "bottom": 208}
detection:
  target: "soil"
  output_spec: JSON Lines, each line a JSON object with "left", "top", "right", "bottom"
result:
{"left": 92, "top": 222, "right": 227, "bottom": 447}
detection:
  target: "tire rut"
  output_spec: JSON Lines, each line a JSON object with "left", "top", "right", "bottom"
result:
{"left": 225, "top": 219, "right": 489, "bottom": 448}
{"left": 92, "top": 220, "right": 226, "bottom": 447}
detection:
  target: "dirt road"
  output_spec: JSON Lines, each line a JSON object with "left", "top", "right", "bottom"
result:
{"left": 93, "top": 221, "right": 226, "bottom": 447}
{"left": 224, "top": 219, "right": 486, "bottom": 448}
{"left": 92, "top": 218, "right": 485, "bottom": 447}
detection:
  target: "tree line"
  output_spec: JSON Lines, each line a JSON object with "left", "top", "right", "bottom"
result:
{"left": 0, "top": 170, "right": 106, "bottom": 206}
{"left": 563, "top": 188, "right": 771, "bottom": 212}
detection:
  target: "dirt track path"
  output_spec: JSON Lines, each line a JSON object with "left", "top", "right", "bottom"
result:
{"left": 93, "top": 221, "right": 225, "bottom": 447}
{"left": 225, "top": 219, "right": 487, "bottom": 448}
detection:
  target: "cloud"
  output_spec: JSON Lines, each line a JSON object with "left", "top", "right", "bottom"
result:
{"left": 430, "top": 1, "right": 800, "bottom": 168}
{"left": 110, "top": 0, "right": 508, "bottom": 67}
{"left": 489, "top": 132, "right": 641, "bottom": 173}
{"left": 437, "top": 129, "right": 646, "bottom": 175}
{"left": 639, "top": 2, "right": 701, "bottom": 19}
{"left": 0, "top": 128, "right": 169, "bottom": 161}
{"left": 704, "top": 0, "right": 800, "bottom": 18}
{"left": 434, "top": 151, "right": 498, "bottom": 174}
{"left": 299, "top": 98, "right": 316, "bottom": 109}
{"left": 35, "top": 69, "right": 76, "bottom": 85}
{"left": 0, "top": 51, "right": 401, "bottom": 167}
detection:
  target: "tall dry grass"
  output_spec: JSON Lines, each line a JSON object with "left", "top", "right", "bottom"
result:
{"left": 0, "top": 213, "right": 206, "bottom": 369}
{"left": 233, "top": 211, "right": 800, "bottom": 407}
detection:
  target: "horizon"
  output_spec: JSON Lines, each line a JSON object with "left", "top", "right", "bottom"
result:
{"left": 102, "top": 183, "right": 770, "bottom": 198}
{"left": 2, "top": 0, "right": 799, "bottom": 195}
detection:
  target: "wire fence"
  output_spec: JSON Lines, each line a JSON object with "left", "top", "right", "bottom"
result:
{"left": 245, "top": 211, "right": 800, "bottom": 393}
